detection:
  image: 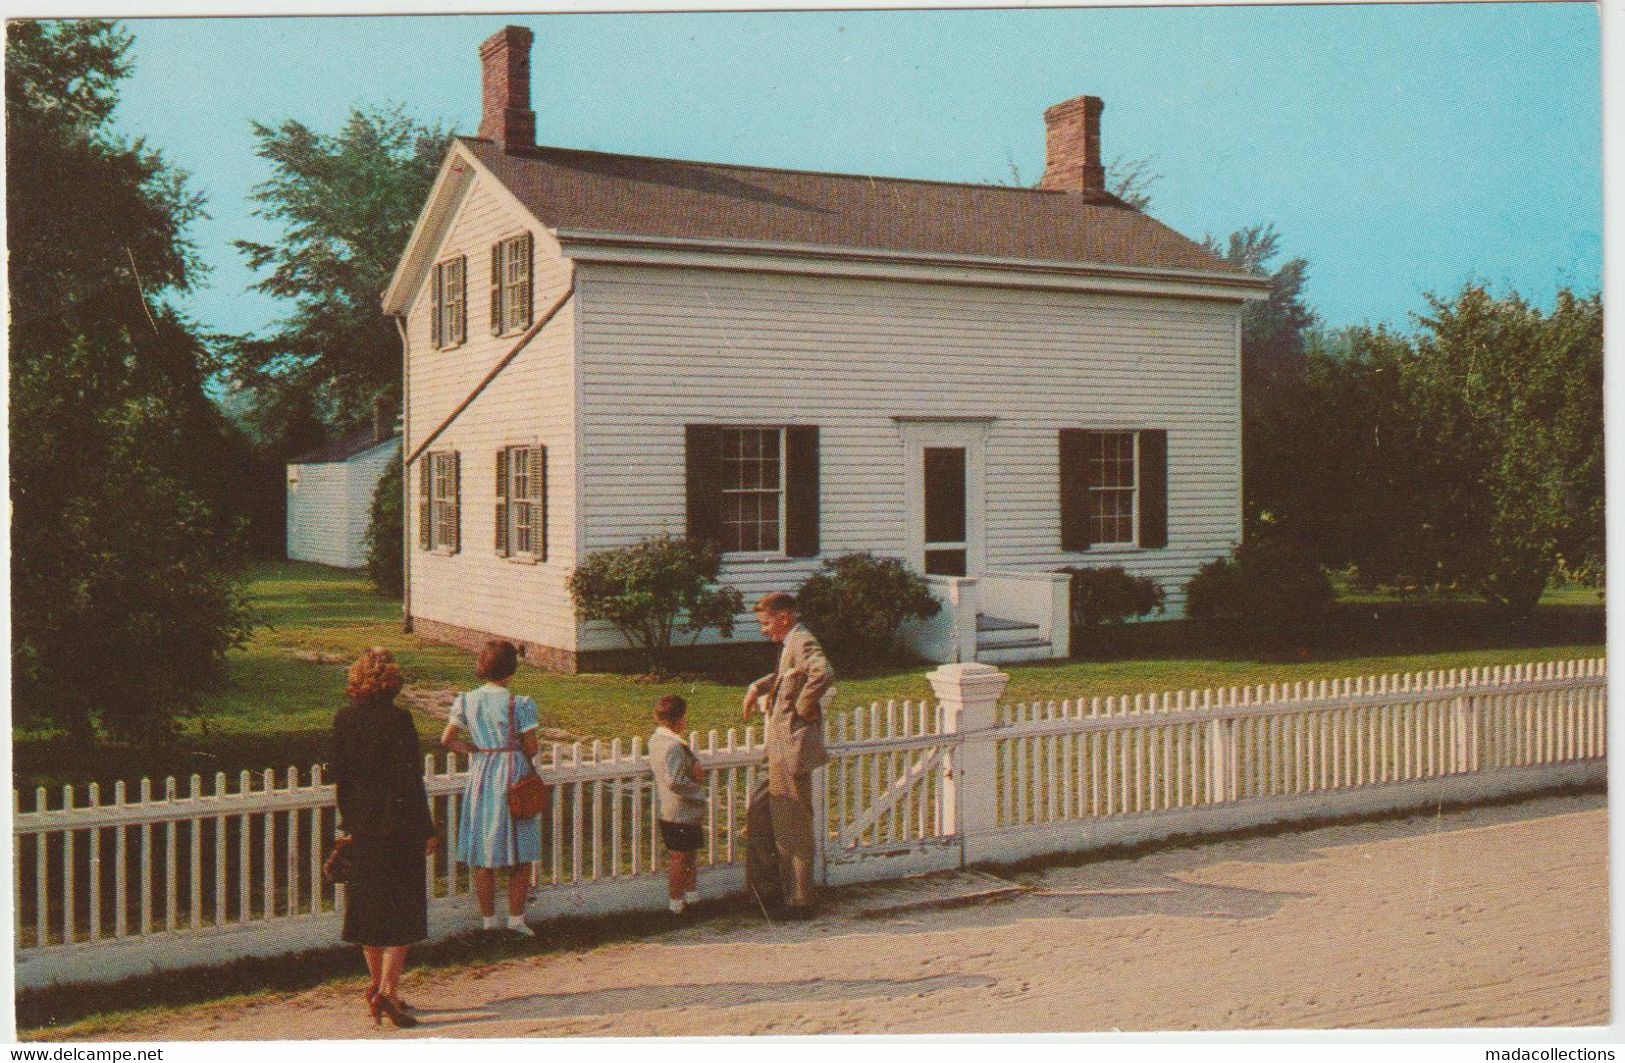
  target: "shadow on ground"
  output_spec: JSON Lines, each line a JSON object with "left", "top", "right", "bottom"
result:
{"left": 409, "top": 973, "right": 999, "bottom": 1033}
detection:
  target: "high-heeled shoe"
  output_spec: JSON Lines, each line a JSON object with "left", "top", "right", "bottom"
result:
{"left": 377, "top": 993, "right": 419, "bottom": 1029}
{"left": 365, "top": 985, "right": 383, "bottom": 1027}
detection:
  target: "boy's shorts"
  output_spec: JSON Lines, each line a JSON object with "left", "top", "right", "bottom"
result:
{"left": 658, "top": 820, "right": 703, "bottom": 853}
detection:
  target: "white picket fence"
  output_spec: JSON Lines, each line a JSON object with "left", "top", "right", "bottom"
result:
{"left": 14, "top": 657, "right": 1605, "bottom": 988}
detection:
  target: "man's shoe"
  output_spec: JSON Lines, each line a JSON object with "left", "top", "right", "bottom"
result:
{"left": 781, "top": 905, "right": 814, "bottom": 921}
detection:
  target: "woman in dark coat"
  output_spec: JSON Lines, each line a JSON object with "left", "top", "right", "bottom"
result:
{"left": 333, "top": 647, "right": 436, "bottom": 1029}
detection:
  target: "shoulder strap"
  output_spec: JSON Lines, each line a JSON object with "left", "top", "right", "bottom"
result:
{"left": 507, "top": 692, "right": 519, "bottom": 752}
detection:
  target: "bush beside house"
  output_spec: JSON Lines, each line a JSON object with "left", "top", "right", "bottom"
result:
{"left": 567, "top": 535, "right": 744, "bottom": 676}
{"left": 1059, "top": 566, "right": 1165, "bottom": 656}
{"left": 795, "top": 553, "right": 940, "bottom": 663}
{"left": 1185, "top": 538, "right": 1335, "bottom": 642}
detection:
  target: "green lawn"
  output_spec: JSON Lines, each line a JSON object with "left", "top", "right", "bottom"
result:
{"left": 12, "top": 560, "right": 1605, "bottom": 795}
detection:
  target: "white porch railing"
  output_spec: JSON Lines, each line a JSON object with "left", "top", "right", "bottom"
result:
{"left": 14, "top": 657, "right": 1604, "bottom": 988}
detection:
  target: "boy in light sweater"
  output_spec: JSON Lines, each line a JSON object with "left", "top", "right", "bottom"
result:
{"left": 649, "top": 694, "right": 707, "bottom": 914}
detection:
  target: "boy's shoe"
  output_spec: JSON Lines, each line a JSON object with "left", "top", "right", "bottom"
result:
{"left": 668, "top": 898, "right": 686, "bottom": 915}
{"left": 507, "top": 916, "right": 536, "bottom": 937}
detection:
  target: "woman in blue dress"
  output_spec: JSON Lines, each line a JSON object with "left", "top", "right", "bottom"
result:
{"left": 439, "top": 640, "right": 542, "bottom": 935}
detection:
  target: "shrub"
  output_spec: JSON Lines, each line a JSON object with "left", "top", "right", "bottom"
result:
{"left": 795, "top": 553, "right": 940, "bottom": 661}
{"left": 365, "top": 450, "right": 403, "bottom": 597}
{"left": 1184, "top": 537, "right": 1335, "bottom": 638}
{"left": 1060, "top": 566, "right": 1165, "bottom": 628}
{"left": 567, "top": 535, "right": 744, "bottom": 675}
{"left": 1059, "top": 566, "right": 1164, "bottom": 655}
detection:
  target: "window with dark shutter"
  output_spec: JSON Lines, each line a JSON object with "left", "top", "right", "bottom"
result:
{"left": 418, "top": 457, "right": 432, "bottom": 550}
{"left": 496, "top": 444, "right": 548, "bottom": 562}
{"left": 532, "top": 446, "right": 547, "bottom": 562}
{"left": 432, "top": 256, "right": 466, "bottom": 349}
{"left": 1059, "top": 429, "right": 1093, "bottom": 551}
{"left": 1060, "top": 428, "right": 1167, "bottom": 550}
{"left": 784, "top": 426, "right": 820, "bottom": 558}
{"left": 490, "top": 234, "right": 534, "bottom": 336}
{"left": 494, "top": 448, "right": 509, "bottom": 555}
{"left": 687, "top": 424, "right": 820, "bottom": 557}
{"left": 1138, "top": 429, "right": 1168, "bottom": 549}
{"left": 425, "top": 450, "right": 461, "bottom": 552}
{"left": 448, "top": 451, "right": 461, "bottom": 552}
{"left": 685, "top": 425, "right": 724, "bottom": 546}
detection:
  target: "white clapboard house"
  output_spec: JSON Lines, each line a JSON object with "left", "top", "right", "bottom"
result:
{"left": 286, "top": 423, "right": 400, "bottom": 569}
{"left": 383, "top": 26, "right": 1269, "bottom": 672}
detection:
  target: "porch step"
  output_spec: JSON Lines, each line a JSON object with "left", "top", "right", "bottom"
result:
{"left": 978, "top": 641, "right": 1057, "bottom": 664}
{"left": 976, "top": 613, "right": 1040, "bottom": 634}
{"left": 975, "top": 611, "right": 1055, "bottom": 663}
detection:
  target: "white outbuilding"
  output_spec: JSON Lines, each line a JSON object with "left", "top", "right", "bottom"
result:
{"left": 285, "top": 428, "right": 400, "bottom": 569}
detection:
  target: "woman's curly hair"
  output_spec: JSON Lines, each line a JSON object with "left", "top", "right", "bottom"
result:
{"left": 346, "top": 647, "right": 404, "bottom": 703}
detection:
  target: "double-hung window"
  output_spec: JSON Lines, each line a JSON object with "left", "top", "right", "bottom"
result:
{"left": 1059, "top": 428, "right": 1167, "bottom": 551}
{"left": 495, "top": 444, "right": 546, "bottom": 561}
{"left": 490, "top": 233, "right": 533, "bottom": 336}
{"left": 685, "top": 424, "right": 820, "bottom": 558}
{"left": 431, "top": 256, "right": 467, "bottom": 349}
{"left": 1086, "top": 431, "right": 1137, "bottom": 546}
{"left": 417, "top": 450, "right": 461, "bottom": 552}
{"left": 719, "top": 427, "right": 784, "bottom": 554}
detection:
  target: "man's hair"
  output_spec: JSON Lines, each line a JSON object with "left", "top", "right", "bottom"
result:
{"left": 654, "top": 693, "right": 688, "bottom": 726}
{"left": 476, "top": 639, "right": 520, "bottom": 681}
{"left": 753, "top": 591, "right": 796, "bottom": 615}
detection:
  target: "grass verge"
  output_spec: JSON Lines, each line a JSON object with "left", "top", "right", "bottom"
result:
{"left": 13, "top": 560, "right": 1605, "bottom": 795}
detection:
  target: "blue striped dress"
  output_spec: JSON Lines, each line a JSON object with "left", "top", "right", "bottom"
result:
{"left": 451, "top": 683, "right": 544, "bottom": 868}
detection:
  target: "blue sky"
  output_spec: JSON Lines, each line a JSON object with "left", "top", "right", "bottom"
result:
{"left": 110, "top": 5, "right": 1600, "bottom": 339}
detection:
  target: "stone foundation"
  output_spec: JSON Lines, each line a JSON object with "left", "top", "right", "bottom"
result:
{"left": 407, "top": 615, "right": 776, "bottom": 677}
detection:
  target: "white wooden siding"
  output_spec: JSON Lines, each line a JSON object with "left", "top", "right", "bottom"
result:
{"left": 576, "top": 264, "right": 1243, "bottom": 651}
{"left": 286, "top": 441, "right": 397, "bottom": 568}
{"left": 404, "top": 173, "right": 579, "bottom": 652}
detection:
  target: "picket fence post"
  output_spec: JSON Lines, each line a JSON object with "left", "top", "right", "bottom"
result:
{"left": 929, "top": 662, "right": 1009, "bottom": 866}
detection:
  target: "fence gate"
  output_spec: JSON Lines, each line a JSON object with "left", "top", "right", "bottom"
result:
{"left": 820, "top": 700, "right": 962, "bottom": 886}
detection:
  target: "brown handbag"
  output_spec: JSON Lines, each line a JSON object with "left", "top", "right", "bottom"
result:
{"left": 322, "top": 835, "right": 357, "bottom": 884}
{"left": 505, "top": 693, "right": 550, "bottom": 821}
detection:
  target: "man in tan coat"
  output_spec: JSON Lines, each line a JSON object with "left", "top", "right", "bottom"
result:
{"left": 742, "top": 591, "right": 833, "bottom": 917}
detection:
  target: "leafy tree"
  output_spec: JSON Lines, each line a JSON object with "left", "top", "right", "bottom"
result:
{"left": 1400, "top": 285, "right": 1602, "bottom": 613}
{"left": 227, "top": 107, "right": 450, "bottom": 434}
{"left": 567, "top": 536, "right": 745, "bottom": 675}
{"left": 365, "top": 451, "right": 404, "bottom": 597}
{"left": 1105, "top": 155, "right": 1160, "bottom": 211}
{"left": 1001, "top": 153, "right": 1162, "bottom": 211}
{"left": 794, "top": 553, "right": 940, "bottom": 661}
{"left": 8, "top": 20, "right": 253, "bottom": 739}
{"left": 1202, "top": 224, "right": 1318, "bottom": 534}
{"left": 1290, "top": 285, "right": 1601, "bottom": 615}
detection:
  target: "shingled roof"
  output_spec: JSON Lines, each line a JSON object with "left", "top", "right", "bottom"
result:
{"left": 459, "top": 136, "right": 1252, "bottom": 279}
{"left": 290, "top": 429, "right": 399, "bottom": 466}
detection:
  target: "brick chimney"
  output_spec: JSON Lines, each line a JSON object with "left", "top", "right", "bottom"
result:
{"left": 1039, "top": 95, "right": 1105, "bottom": 194}
{"left": 478, "top": 26, "right": 536, "bottom": 151}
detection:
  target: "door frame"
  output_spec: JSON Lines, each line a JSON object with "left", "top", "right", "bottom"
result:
{"left": 895, "top": 417, "right": 991, "bottom": 579}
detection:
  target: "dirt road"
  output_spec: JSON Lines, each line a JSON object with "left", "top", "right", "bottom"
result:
{"left": 64, "top": 792, "right": 1609, "bottom": 1037}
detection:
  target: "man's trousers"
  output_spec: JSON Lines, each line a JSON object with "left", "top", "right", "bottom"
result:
{"left": 745, "top": 763, "right": 816, "bottom": 908}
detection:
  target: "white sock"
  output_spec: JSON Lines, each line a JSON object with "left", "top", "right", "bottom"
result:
{"left": 507, "top": 914, "right": 527, "bottom": 928}
{"left": 668, "top": 898, "right": 686, "bottom": 914}
{"left": 482, "top": 915, "right": 499, "bottom": 930}
{"left": 683, "top": 891, "right": 700, "bottom": 904}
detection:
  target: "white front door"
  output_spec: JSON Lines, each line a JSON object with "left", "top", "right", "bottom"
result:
{"left": 897, "top": 420, "right": 989, "bottom": 578}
